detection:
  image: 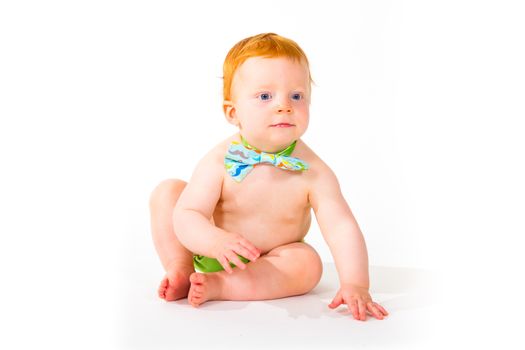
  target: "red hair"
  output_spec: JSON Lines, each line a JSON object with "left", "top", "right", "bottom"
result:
{"left": 222, "top": 33, "right": 312, "bottom": 101}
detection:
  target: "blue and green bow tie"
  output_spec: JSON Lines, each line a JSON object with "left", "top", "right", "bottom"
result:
{"left": 224, "top": 136, "right": 309, "bottom": 182}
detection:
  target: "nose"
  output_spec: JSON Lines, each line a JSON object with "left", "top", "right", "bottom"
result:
{"left": 276, "top": 103, "right": 292, "bottom": 114}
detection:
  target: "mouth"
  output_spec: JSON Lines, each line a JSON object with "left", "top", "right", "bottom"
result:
{"left": 270, "top": 123, "right": 295, "bottom": 128}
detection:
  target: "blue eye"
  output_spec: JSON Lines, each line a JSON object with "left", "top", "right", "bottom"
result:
{"left": 291, "top": 93, "right": 303, "bottom": 101}
{"left": 259, "top": 93, "right": 271, "bottom": 101}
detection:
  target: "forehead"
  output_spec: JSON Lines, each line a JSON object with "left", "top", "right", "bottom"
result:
{"left": 233, "top": 57, "right": 309, "bottom": 88}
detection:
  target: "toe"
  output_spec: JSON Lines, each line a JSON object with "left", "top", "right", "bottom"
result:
{"left": 190, "top": 272, "right": 205, "bottom": 284}
{"left": 190, "top": 296, "right": 201, "bottom": 307}
{"left": 159, "top": 271, "right": 192, "bottom": 301}
{"left": 158, "top": 278, "right": 168, "bottom": 298}
{"left": 164, "top": 288, "right": 178, "bottom": 301}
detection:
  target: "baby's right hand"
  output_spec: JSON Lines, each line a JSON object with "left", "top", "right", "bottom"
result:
{"left": 212, "top": 232, "right": 261, "bottom": 273}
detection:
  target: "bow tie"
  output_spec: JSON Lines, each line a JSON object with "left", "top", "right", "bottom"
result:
{"left": 224, "top": 136, "right": 309, "bottom": 182}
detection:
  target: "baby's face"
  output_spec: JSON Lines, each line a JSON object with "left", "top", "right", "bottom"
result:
{"left": 226, "top": 57, "right": 310, "bottom": 152}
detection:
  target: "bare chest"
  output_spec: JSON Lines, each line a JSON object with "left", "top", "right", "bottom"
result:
{"left": 214, "top": 165, "right": 312, "bottom": 250}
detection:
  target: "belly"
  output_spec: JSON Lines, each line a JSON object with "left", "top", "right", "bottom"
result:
{"left": 213, "top": 207, "right": 312, "bottom": 254}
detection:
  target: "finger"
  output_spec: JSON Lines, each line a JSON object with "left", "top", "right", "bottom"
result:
{"left": 367, "top": 302, "right": 384, "bottom": 320}
{"left": 366, "top": 303, "right": 383, "bottom": 319}
{"left": 357, "top": 299, "right": 367, "bottom": 321}
{"left": 218, "top": 255, "right": 233, "bottom": 274}
{"left": 227, "top": 252, "right": 247, "bottom": 270}
{"left": 328, "top": 294, "right": 343, "bottom": 309}
{"left": 234, "top": 244, "right": 259, "bottom": 262}
{"left": 375, "top": 303, "right": 389, "bottom": 316}
{"left": 349, "top": 300, "right": 359, "bottom": 320}
{"left": 239, "top": 238, "right": 261, "bottom": 259}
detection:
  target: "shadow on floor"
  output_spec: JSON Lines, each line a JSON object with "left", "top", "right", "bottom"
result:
{"left": 262, "top": 263, "right": 441, "bottom": 319}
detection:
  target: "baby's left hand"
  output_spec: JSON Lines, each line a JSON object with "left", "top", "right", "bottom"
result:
{"left": 329, "top": 284, "right": 389, "bottom": 321}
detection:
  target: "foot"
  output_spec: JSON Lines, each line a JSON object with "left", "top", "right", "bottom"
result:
{"left": 158, "top": 262, "right": 194, "bottom": 301}
{"left": 187, "top": 272, "right": 224, "bottom": 307}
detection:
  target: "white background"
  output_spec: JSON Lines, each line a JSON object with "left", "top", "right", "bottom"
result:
{"left": 1, "top": 0, "right": 524, "bottom": 348}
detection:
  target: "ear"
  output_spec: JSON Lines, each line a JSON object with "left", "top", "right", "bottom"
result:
{"left": 223, "top": 100, "right": 239, "bottom": 127}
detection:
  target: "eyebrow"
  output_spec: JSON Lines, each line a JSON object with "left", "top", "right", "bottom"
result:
{"left": 252, "top": 85, "right": 307, "bottom": 91}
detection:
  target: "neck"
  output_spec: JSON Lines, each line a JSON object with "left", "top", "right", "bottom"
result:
{"left": 239, "top": 134, "right": 296, "bottom": 154}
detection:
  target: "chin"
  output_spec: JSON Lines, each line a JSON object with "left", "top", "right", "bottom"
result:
{"left": 270, "top": 134, "right": 298, "bottom": 146}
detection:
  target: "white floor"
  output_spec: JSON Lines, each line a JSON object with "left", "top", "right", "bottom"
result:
{"left": 117, "top": 261, "right": 442, "bottom": 350}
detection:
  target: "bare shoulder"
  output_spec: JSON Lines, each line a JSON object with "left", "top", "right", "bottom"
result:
{"left": 295, "top": 139, "right": 342, "bottom": 208}
{"left": 294, "top": 139, "right": 337, "bottom": 181}
{"left": 192, "top": 133, "right": 237, "bottom": 173}
{"left": 176, "top": 134, "right": 237, "bottom": 215}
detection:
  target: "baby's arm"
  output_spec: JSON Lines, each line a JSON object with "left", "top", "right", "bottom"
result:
{"left": 172, "top": 151, "right": 260, "bottom": 273}
{"left": 309, "top": 162, "right": 388, "bottom": 320}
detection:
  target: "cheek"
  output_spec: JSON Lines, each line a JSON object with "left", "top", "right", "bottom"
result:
{"left": 237, "top": 100, "right": 262, "bottom": 115}
{"left": 295, "top": 103, "right": 309, "bottom": 118}
{"left": 243, "top": 102, "right": 270, "bottom": 119}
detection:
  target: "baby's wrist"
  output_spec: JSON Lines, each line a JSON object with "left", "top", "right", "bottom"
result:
{"left": 340, "top": 281, "right": 370, "bottom": 290}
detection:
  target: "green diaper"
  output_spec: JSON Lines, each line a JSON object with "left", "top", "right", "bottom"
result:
{"left": 193, "top": 254, "right": 251, "bottom": 273}
{"left": 193, "top": 239, "right": 306, "bottom": 273}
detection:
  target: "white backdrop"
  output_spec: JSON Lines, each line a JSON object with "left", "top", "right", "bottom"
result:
{"left": 1, "top": 1, "right": 524, "bottom": 348}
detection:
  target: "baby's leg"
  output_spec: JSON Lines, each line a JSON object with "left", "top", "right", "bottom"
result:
{"left": 150, "top": 179, "right": 195, "bottom": 301}
{"left": 188, "top": 242, "right": 323, "bottom": 306}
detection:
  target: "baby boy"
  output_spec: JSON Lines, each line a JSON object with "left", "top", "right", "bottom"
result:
{"left": 150, "top": 33, "right": 388, "bottom": 321}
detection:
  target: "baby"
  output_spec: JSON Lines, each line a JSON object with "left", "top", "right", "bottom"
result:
{"left": 150, "top": 33, "right": 388, "bottom": 321}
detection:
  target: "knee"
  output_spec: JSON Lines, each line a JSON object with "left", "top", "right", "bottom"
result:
{"left": 284, "top": 243, "right": 323, "bottom": 293}
{"left": 149, "top": 179, "right": 187, "bottom": 209}
{"left": 301, "top": 246, "right": 323, "bottom": 292}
